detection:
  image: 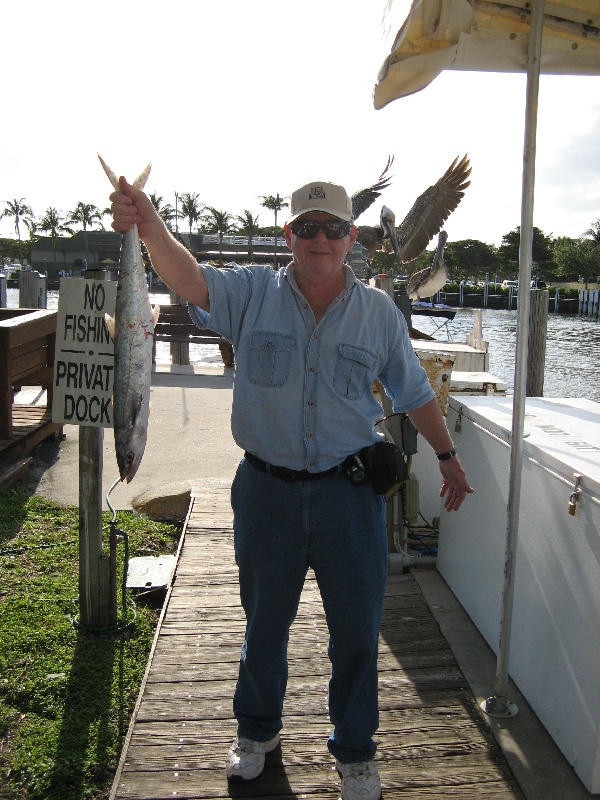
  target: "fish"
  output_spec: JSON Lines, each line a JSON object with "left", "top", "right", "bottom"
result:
{"left": 98, "top": 154, "right": 159, "bottom": 482}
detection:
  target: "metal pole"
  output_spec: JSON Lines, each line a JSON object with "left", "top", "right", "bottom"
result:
{"left": 482, "top": 0, "right": 545, "bottom": 720}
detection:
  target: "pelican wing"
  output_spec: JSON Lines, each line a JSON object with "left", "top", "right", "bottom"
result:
{"left": 397, "top": 154, "right": 471, "bottom": 263}
{"left": 351, "top": 155, "right": 394, "bottom": 221}
{"left": 355, "top": 225, "right": 385, "bottom": 259}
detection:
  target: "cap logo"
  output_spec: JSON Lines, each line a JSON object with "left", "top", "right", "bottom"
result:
{"left": 308, "top": 187, "right": 326, "bottom": 200}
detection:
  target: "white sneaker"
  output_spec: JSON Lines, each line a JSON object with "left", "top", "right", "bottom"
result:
{"left": 336, "top": 759, "right": 381, "bottom": 800}
{"left": 226, "top": 734, "right": 280, "bottom": 780}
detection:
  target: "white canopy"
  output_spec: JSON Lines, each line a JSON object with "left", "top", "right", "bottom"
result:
{"left": 375, "top": 0, "right": 600, "bottom": 109}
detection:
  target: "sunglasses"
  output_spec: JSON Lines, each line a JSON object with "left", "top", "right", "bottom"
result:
{"left": 290, "top": 219, "right": 352, "bottom": 240}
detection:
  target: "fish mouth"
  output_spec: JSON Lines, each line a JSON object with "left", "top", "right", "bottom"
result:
{"left": 120, "top": 451, "right": 141, "bottom": 483}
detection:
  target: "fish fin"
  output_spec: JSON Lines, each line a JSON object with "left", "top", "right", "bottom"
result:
{"left": 104, "top": 313, "right": 116, "bottom": 341}
{"left": 133, "top": 163, "right": 152, "bottom": 190}
{"left": 98, "top": 154, "right": 120, "bottom": 190}
{"left": 152, "top": 304, "right": 161, "bottom": 325}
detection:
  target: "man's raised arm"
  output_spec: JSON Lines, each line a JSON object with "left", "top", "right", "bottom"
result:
{"left": 110, "top": 176, "right": 209, "bottom": 311}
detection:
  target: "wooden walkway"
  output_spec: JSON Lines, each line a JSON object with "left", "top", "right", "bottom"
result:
{"left": 111, "top": 488, "right": 524, "bottom": 799}
{"left": 0, "top": 403, "right": 62, "bottom": 489}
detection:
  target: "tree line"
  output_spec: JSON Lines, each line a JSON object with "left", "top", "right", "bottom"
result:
{"left": 2, "top": 193, "right": 599, "bottom": 286}
{"left": 371, "top": 221, "right": 600, "bottom": 287}
{"left": 0, "top": 192, "right": 290, "bottom": 266}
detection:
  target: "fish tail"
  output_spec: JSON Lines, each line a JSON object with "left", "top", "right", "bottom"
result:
{"left": 98, "top": 154, "right": 152, "bottom": 191}
{"left": 98, "top": 154, "right": 120, "bottom": 190}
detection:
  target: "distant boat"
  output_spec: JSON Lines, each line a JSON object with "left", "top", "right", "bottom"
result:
{"left": 411, "top": 301, "right": 456, "bottom": 321}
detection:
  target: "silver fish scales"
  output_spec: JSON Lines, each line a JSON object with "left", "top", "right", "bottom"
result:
{"left": 98, "top": 154, "right": 159, "bottom": 482}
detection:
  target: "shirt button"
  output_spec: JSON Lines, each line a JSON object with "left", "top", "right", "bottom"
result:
{"left": 309, "top": 367, "right": 315, "bottom": 373}
{"left": 307, "top": 400, "right": 314, "bottom": 406}
{"left": 307, "top": 433, "right": 313, "bottom": 439}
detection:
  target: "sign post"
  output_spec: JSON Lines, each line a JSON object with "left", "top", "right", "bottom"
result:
{"left": 53, "top": 272, "right": 117, "bottom": 629}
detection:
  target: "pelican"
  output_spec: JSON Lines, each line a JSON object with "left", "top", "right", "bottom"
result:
{"left": 355, "top": 154, "right": 471, "bottom": 269}
{"left": 407, "top": 231, "right": 448, "bottom": 301}
{"left": 354, "top": 205, "right": 401, "bottom": 261}
{"left": 350, "top": 155, "right": 395, "bottom": 222}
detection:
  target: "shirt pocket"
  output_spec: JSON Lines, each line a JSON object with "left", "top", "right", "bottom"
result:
{"left": 333, "top": 344, "right": 378, "bottom": 400}
{"left": 247, "top": 331, "right": 295, "bottom": 387}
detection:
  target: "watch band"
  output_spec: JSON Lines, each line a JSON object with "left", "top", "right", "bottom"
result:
{"left": 436, "top": 449, "right": 457, "bottom": 461}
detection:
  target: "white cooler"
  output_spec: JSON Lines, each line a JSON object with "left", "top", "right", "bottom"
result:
{"left": 437, "top": 395, "right": 600, "bottom": 793}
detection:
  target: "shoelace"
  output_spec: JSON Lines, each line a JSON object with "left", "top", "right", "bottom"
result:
{"left": 342, "top": 761, "right": 373, "bottom": 778}
{"left": 235, "top": 738, "right": 254, "bottom": 755}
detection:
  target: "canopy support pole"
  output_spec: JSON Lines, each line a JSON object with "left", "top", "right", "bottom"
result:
{"left": 481, "top": 0, "right": 545, "bottom": 719}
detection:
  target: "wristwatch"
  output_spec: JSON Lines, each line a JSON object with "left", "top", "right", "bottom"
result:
{"left": 436, "top": 449, "right": 457, "bottom": 461}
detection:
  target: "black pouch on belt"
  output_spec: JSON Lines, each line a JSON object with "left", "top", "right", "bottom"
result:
{"left": 361, "top": 441, "right": 408, "bottom": 496}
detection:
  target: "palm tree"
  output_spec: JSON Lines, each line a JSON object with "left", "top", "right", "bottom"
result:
{"left": 67, "top": 202, "right": 105, "bottom": 269}
{"left": 24, "top": 217, "right": 40, "bottom": 241}
{"left": 205, "top": 207, "right": 236, "bottom": 265}
{"left": 178, "top": 192, "right": 206, "bottom": 242}
{"left": 1, "top": 198, "right": 34, "bottom": 262}
{"left": 38, "top": 208, "right": 73, "bottom": 267}
{"left": 259, "top": 193, "right": 289, "bottom": 268}
{"left": 235, "top": 210, "right": 260, "bottom": 263}
{"left": 149, "top": 193, "right": 177, "bottom": 230}
{"left": 582, "top": 219, "right": 600, "bottom": 246}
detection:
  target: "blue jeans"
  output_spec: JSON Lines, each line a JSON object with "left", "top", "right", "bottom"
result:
{"left": 231, "top": 458, "right": 388, "bottom": 763}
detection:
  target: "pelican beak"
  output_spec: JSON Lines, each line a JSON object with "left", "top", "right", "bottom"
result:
{"left": 380, "top": 206, "right": 402, "bottom": 266}
{"left": 432, "top": 230, "right": 448, "bottom": 267}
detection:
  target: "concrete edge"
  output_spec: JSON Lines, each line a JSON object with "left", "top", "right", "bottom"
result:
{"left": 412, "top": 568, "right": 592, "bottom": 800}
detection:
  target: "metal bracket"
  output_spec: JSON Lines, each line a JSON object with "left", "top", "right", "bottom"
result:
{"left": 481, "top": 695, "right": 519, "bottom": 719}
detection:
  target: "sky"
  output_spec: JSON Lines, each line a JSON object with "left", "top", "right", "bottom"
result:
{"left": 1, "top": 0, "right": 599, "bottom": 249}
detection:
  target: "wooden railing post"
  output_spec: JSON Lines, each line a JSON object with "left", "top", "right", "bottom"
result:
{"left": 169, "top": 290, "right": 190, "bottom": 366}
{"left": 526, "top": 289, "right": 549, "bottom": 397}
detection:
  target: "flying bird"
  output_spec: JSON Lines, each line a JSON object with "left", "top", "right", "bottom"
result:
{"left": 356, "top": 154, "right": 471, "bottom": 266}
{"left": 350, "top": 155, "right": 395, "bottom": 221}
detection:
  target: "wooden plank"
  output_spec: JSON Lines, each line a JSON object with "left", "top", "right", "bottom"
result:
{"left": 0, "top": 456, "right": 33, "bottom": 490}
{"left": 113, "top": 758, "right": 522, "bottom": 799}
{"left": 110, "top": 488, "right": 525, "bottom": 800}
{"left": 0, "top": 405, "right": 62, "bottom": 466}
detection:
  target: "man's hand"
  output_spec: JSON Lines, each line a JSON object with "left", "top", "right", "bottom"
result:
{"left": 109, "top": 175, "right": 210, "bottom": 310}
{"left": 110, "top": 176, "right": 161, "bottom": 242}
{"left": 439, "top": 457, "right": 474, "bottom": 511}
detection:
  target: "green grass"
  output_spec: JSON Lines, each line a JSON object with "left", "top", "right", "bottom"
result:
{"left": 0, "top": 485, "right": 181, "bottom": 799}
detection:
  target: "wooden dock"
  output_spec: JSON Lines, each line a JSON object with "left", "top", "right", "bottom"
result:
{"left": 111, "top": 488, "right": 524, "bottom": 799}
{"left": 0, "top": 404, "right": 62, "bottom": 489}
{"left": 0, "top": 309, "right": 63, "bottom": 487}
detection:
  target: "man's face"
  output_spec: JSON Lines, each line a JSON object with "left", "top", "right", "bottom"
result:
{"left": 284, "top": 212, "right": 357, "bottom": 278}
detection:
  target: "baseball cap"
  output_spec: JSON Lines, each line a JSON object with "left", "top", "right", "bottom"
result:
{"left": 288, "top": 181, "right": 353, "bottom": 223}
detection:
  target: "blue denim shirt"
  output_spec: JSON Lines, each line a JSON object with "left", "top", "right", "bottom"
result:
{"left": 189, "top": 263, "right": 434, "bottom": 472}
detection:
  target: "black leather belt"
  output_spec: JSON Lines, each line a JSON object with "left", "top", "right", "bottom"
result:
{"left": 244, "top": 451, "right": 343, "bottom": 482}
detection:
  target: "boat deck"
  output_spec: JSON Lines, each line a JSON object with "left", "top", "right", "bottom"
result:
{"left": 110, "top": 487, "right": 524, "bottom": 799}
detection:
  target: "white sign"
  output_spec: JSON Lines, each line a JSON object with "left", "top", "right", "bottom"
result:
{"left": 52, "top": 277, "right": 117, "bottom": 427}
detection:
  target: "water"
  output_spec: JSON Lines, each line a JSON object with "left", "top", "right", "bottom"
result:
{"left": 7, "top": 289, "right": 600, "bottom": 402}
{"left": 414, "top": 307, "right": 600, "bottom": 402}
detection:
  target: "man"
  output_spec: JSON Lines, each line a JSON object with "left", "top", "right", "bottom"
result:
{"left": 110, "top": 177, "right": 473, "bottom": 800}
